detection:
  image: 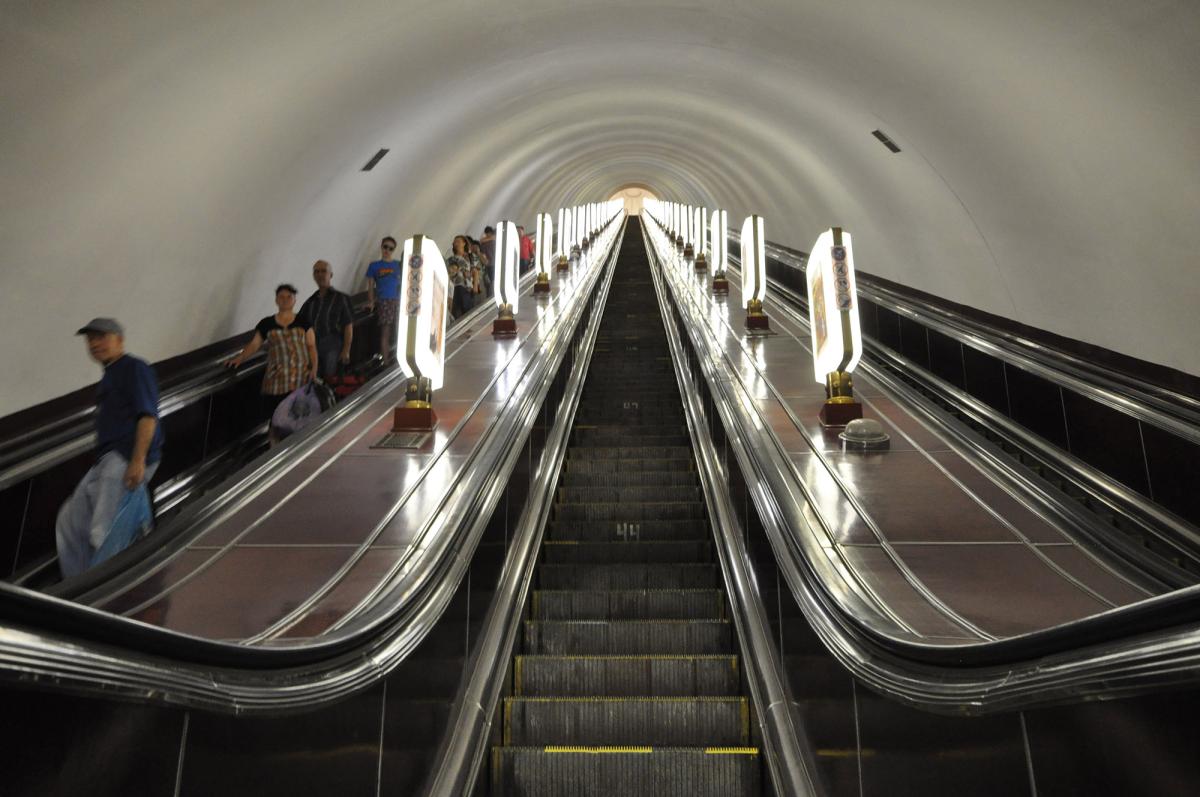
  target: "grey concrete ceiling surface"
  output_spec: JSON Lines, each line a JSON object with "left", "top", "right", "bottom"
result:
{"left": 2, "top": 1, "right": 1198, "bottom": 412}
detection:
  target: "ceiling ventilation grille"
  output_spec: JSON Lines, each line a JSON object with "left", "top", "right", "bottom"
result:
{"left": 871, "top": 130, "right": 901, "bottom": 153}
{"left": 362, "top": 149, "right": 390, "bottom": 171}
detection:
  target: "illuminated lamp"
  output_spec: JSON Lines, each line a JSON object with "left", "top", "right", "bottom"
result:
{"left": 534, "top": 212, "right": 553, "bottom": 295}
{"left": 683, "top": 205, "right": 695, "bottom": 260}
{"left": 492, "top": 220, "right": 520, "bottom": 336}
{"left": 711, "top": 209, "right": 729, "bottom": 293}
{"left": 556, "top": 208, "right": 570, "bottom": 272}
{"left": 742, "top": 215, "right": 769, "bottom": 330}
{"left": 693, "top": 207, "right": 707, "bottom": 270}
{"left": 808, "top": 227, "right": 863, "bottom": 425}
{"left": 393, "top": 234, "right": 449, "bottom": 431}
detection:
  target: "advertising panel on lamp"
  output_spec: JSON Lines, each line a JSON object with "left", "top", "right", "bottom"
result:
{"left": 535, "top": 213, "right": 552, "bottom": 272}
{"left": 807, "top": 228, "right": 862, "bottom": 382}
{"left": 740, "top": 215, "right": 766, "bottom": 309}
{"left": 398, "top": 235, "right": 449, "bottom": 390}
{"left": 494, "top": 220, "right": 520, "bottom": 315}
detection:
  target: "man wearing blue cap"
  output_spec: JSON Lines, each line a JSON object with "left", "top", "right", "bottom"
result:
{"left": 56, "top": 318, "right": 164, "bottom": 578}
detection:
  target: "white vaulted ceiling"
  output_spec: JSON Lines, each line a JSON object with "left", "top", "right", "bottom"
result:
{"left": 1, "top": 1, "right": 1198, "bottom": 412}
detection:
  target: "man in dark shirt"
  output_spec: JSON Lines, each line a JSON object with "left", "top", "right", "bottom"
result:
{"left": 299, "top": 259, "right": 354, "bottom": 379}
{"left": 56, "top": 318, "right": 164, "bottom": 577}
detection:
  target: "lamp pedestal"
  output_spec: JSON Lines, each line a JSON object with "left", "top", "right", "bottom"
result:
{"left": 393, "top": 377, "right": 438, "bottom": 431}
{"left": 556, "top": 254, "right": 570, "bottom": 273}
{"left": 819, "top": 371, "right": 863, "bottom": 427}
{"left": 492, "top": 304, "right": 517, "bottom": 337}
{"left": 533, "top": 272, "right": 551, "bottom": 295}
{"left": 745, "top": 298, "right": 770, "bottom": 330}
{"left": 694, "top": 253, "right": 708, "bottom": 272}
{"left": 712, "top": 273, "right": 730, "bottom": 294}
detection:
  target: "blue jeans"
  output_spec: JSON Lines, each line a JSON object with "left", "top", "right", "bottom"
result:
{"left": 56, "top": 451, "right": 159, "bottom": 578}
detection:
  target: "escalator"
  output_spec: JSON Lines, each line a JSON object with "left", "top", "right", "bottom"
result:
{"left": 490, "top": 219, "right": 763, "bottom": 793}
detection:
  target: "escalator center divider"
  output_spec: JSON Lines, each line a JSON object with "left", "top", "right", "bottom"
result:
{"left": 491, "top": 217, "right": 763, "bottom": 794}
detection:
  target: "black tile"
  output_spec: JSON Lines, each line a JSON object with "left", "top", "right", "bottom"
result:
{"left": 859, "top": 298, "right": 880, "bottom": 340}
{"left": 154, "top": 398, "right": 210, "bottom": 484}
{"left": 898, "top": 316, "right": 930, "bottom": 369}
{"left": 0, "top": 685, "right": 183, "bottom": 797}
{"left": 1025, "top": 689, "right": 1200, "bottom": 796}
{"left": 16, "top": 452, "right": 93, "bottom": 571}
{"left": 1004, "top": 364, "right": 1069, "bottom": 449}
{"left": 962, "top": 345, "right": 1009, "bottom": 415}
{"left": 857, "top": 689, "right": 1030, "bottom": 796}
{"left": 1061, "top": 389, "right": 1150, "bottom": 496}
{"left": 0, "top": 480, "right": 30, "bottom": 576}
{"left": 927, "top": 329, "right": 965, "bottom": 390}
{"left": 876, "top": 306, "right": 901, "bottom": 351}
{"left": 181, "top": 682, "right": 384, "bottom": 797}
{"left": 1141, "top": 423, "right": 1200, "bottom": 527}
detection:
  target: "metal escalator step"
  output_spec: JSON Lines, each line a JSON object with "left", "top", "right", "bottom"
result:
{"left": 568, "top": 445, "right": 693, "bottom": 460}
{"left": 539, "top": 563, "right": 717, "bottom": 590}
{"left": 514, "top": 655, "right": 739, "bottom": 697}
{"left": 554, "top": 502, "right": 706, "bottom": 522}
{"left": 503, "top": 696, "right": 749, "bottom": 746}
{"left": 492, "top": 746, "right": 760, "bottom": 797}
{"left": 557, "top": 486, "right": 700, "bottom": 504}
{"left": 542, "top": 540, "right": 712, "bottom": 564}
{"left": 573, "top": 432, "right": 691, "bottom": 447}
{"left": 491, "top": 746, "right": 761, "bottom": 796}
{"left": 524, "top": 620, "right": 733, "bottom": 655}
{"left": 532, "top": 589, "right": 725, "bottom": 621}
{"left": 562, "top": 459, "right": 694, "bottom": 475}
{"left": 546, "top": 520, "right": 707, "bottom": 542}
{"left": 559, "top": 471, "right": 698, "bottom": 488}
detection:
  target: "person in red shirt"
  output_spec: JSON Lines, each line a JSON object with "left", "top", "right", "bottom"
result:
{"left": 518, "top": 225, "right": 535, "bottom": 274}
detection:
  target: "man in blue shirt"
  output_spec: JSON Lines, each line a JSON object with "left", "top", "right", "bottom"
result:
{"left": 366, "top": 236, "right": 401, "bottom": 363}
{"left": 56, "top": 318, "right": 164, "bottom": 578}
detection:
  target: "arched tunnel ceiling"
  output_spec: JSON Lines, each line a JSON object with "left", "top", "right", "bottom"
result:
{"left": 2, "top": 1, "right": 1198, "bottom": 412}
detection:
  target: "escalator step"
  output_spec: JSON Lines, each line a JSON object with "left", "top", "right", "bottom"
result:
{"left": 542, "top": 540, "right": 712, "bottom": 564}
{"left": 573, "top": 432, "right": 691, "bottom": 447}
{"left": 491, "top": 746, "right": 761, "bottom": 797}
{"left": 515, "top": 655, "right": 739, "bottom": 697}
{"left": 557, "top": 486, "right": 700, "bottom": 504}
{"left": 559, "top": 471, "right": 699, "bottom": 488}
{"left": 503, "top": 696, "right": 749, "bottom": 746}
{"left": 554, "top": 502, "right": 706, "bottom": 522}
{"left": 562, "top": 459, "right": 694, "bottom": 475}
{"left": 568, "top": 446, "right": 694, "bottom": 460}
{"left": 546, "top": 520, "right": 707, "bottom": 542}
{"left": 524, "top": 620, "right": 733, "bottom": 654}
{"left": 532, "top": 589, "right": 726, "bottom": 621}
{"left": 538, "top": 563, "right": 718, "bottom": 590}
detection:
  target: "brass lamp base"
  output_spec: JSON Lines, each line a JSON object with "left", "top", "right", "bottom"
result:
{"left": 493, "top": 304, "right": 517, "bottom": 337}
{"left": 556, "top": 254, "right": 570, "bottom": 273}
{"left": 745, "top": 299, "right": 770, "bottom": 330}
{"left": 712, "top": 275, "right": 730, "bottom": 294}
{"left": 819, "top": 370, "right": 862, "bottom": 427}
{"left": 694, "top": 253, "right": 708, "bottom": 271}
{"left": 394, "top": 377, "right": 438, "bottom": 431}
{"left": 533, "top": 273, "right": 551, "bottom": 294}
{"left": 684, "top": 244, "right": 695, "bottom": 259}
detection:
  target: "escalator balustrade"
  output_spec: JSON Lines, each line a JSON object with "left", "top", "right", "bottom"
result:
{"left": 491, "top": 219, "right": 762, "bottom": 794}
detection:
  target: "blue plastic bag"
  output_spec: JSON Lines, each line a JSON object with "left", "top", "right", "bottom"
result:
{"left": 271, "top": 382, "right": 326, "bottom": 439}
{"left": 91, "top": 485, "right": 153, "bottom": 567}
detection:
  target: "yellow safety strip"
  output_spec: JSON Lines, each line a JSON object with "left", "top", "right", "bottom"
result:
{"left": 544, "top": 746, "right": 654, "bottom": 754}
{"left": 705, "top": 748, "right": 760, "bottom": 756}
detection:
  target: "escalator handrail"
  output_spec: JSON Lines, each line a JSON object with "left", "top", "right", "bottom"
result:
{"left": 643, "top": 222, "right": 825, "bottom": 796}
{"left": 728, "top": 231, "right": 1200, "bottom": 442}
{"left": 0, "top": 225, "right": 623, "bottom": 712}
{"left": 647, "top": 212, "right": 1200, "bottom": 714}
{"left": 422, "top": 220, "right": 625, "bottom": 797}
{"left": 0, "top": 294, "right": 381, "bottom": 491}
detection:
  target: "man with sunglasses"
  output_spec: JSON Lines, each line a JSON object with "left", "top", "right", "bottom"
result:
{"left": 366, "top": 236, "right": 401, "bottom": 362}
